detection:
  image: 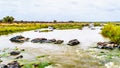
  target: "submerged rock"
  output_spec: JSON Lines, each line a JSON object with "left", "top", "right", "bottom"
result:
{"left": 10, "top": 35, "right": 29, "bottom": 43}
{"left": 67, "top": 39, "right": 80, "bottom": 46}
{"left": 0, "top": 61, "right": 21, "bottom": 68}
{"left": 10, "top": 51, "right": 20, "bottom": 56}
{"left": 54, "top": 40, "right": 64, "bottom": 44}
{"left": 31, "top": 38, "right": 47, "bottom": 43}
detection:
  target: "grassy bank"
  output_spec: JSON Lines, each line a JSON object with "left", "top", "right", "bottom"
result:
{"left": 102, "top": 23, "right": 120, "bottom": 44}
{"left": 0, "top": 23, "right": 86, "bottom": 35}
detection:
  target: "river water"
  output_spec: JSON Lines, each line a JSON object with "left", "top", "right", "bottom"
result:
{"left": 0, "top": 26, "right": 110, "bottom": 68}
{"left": 0, "top": 26, "right": 108, "bottom": 49}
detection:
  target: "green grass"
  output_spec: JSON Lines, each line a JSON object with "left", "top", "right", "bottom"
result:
{"left": 0, "top": 23, "right": 85, "bottom": 35}
{"left": 22, "top": 62, "right": 51, "bottom": 68}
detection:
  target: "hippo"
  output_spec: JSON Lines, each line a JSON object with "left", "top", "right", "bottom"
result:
{"left": 7, "top": 61, "right": 21, "bottom": 68}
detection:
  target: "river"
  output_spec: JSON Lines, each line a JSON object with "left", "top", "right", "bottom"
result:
{"left": 0, "top": 26, "right": 111, "bottom": 68}
{"left": 0, "top": 26, "right": 108, "bottom": 49}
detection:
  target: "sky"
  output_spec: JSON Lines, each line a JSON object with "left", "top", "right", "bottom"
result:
{"left": 0, "top": 0, "right": 120, "bottom": 21}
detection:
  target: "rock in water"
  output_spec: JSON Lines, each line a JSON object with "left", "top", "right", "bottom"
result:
{"left": 10, "top": 35, "right": 29, "bottom": 43}
{"left": 54, "top": 40, "right": 64, "bottom": 44}
{"left": 67, "top": 39, "right": 80, "bottom": 46}
{"left": 31, "top": 38, "right": 47, "bottom": 43}
{"left": 7, "top": 61, "right": 21, "bottom": 68}
{"left": 45, "top": 39, "right": 56, "bottom": 43}
{"left": 10, "top": 51, "right": 20, "bottom": 56}
{"left": 0, "top": 61, "right": 21, "bottom": 68}
{"left": 15, "top": 55, "right": 23, "bottom": 59}
{"left": 97, "top": 42, "right": 117, "bottom": 49}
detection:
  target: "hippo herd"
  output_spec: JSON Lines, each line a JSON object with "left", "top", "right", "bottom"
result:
{"left": 10, "top": 35, "right": 80, "bottom": 46}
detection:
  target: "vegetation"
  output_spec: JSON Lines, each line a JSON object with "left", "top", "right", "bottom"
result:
{"left": 97, "top": 49, "right": 120, "bottom": 65}
{"left": 102, "top": 23, "right": 120, "bottom": 44}
{"left": 22, "top": 61, "right": 51, "bottom": 68}
{"left": 2, "top": 16, "right": 14, "bottom": 23}
{"left": 0, "top": 23, "right": 85, "bottom": 35}
{"left": 94, "top": 22, "right": 102, "bottom": 26}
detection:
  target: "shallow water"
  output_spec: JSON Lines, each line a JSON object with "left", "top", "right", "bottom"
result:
{"left": 0, "top": 26, "right": 110, "bottom": 68}
{"left": 0, "top": 26, "right": 108, "bottom": 49}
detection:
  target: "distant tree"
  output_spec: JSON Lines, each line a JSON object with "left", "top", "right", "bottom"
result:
{"left": 0, "top": 19, "right": 2, "bottom": 23}
{"left": 53, "top": 20, "right": 57, "bottom": 23}
{"left": 20, "top": 20, "right": 23, "bottom": 23}
{"left": 2, "top": 16, "right": 14, "bottom": 23}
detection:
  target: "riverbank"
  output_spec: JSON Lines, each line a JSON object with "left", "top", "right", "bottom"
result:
{"left": 0, "top": 23, "right": 85, "bottom": 35}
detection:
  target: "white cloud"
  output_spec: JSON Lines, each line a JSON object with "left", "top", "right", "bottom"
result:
{"left": 0, "top": 0, "right": 120, "bottom": 21}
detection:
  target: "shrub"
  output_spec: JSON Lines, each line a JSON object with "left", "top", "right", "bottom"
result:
{"left": 2, "top": 16, "right": 14, "bottom": 23}
{"left": 102, "top": 24, "right": 120, "bottom": 44}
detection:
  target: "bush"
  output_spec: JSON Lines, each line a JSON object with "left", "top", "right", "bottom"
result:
{"left": 102, "top": 24, "right": 120, "bottom": 44}
{"left": 2, "top": 16, "right": 14, "bottom": 23}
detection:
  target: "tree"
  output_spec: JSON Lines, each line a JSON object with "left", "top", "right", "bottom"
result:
{"left": 53, "top": 20, "right": 57, "bottom": 23}
{"left": 2, "top": 16, "right": 14, "bottom": 23}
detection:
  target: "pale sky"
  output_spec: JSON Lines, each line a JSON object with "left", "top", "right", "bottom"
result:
{"left": 0, "top": 0, "right": 120, "bottom": 21}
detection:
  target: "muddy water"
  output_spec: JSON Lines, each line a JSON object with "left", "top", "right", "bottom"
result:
{"left": 0, "top": 27, "right": 109, "bottom": 68}
{"left": 0, "top": 27, "right": 108, "bottom": 49}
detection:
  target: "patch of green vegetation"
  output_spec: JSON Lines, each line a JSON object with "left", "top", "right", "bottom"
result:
{"left": 97, "top": 49, "right": 120, "bottom": 64}
{"left": 18, "top": 59, "right": 51, "bottom": 68}
{"left": 40, "top": 30, "right": 51, "bottom": 32}
{"left": 53, "top": 23, "right": 83, "bottom": 30}
{"left": 102, "top": 23, "right": 120, "bottom": 44}
{"left": 22, "top": 61, "right": 51, "bottom": 68}
{"left": 94, "top": 23, "right": 101, "bottom": 26}
{"left": 0, "top": 23, "right": 86, "bottom": 35}
{"left": 38, "top": 62, "right": 51, "bottom": 68}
